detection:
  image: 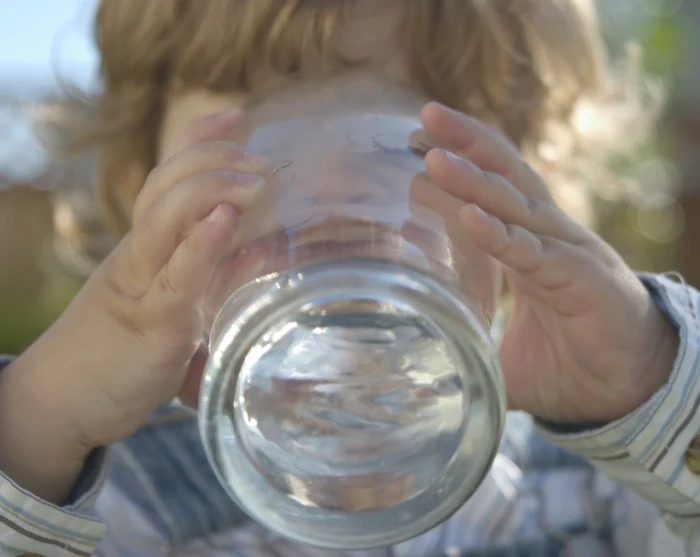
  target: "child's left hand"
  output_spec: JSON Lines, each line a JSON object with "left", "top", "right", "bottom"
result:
{"left": 421, "top": 102, "right": 679, "bottom": 424}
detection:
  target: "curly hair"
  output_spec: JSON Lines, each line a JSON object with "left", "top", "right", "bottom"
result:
{"left": 52, "top": 0, "right": 654, "bottom": 252}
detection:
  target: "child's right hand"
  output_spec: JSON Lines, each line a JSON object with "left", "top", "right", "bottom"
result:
{"left": 0, "top": 112, "right": 268, "bottom": 503}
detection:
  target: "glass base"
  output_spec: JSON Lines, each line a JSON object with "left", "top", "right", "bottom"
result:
{"left": 200, "top": 259, "right": 505, "bottom": 549}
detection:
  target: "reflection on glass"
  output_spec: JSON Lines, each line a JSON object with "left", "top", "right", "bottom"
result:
{"left": 199, "top": 75, "right": 506, "bottom": 550}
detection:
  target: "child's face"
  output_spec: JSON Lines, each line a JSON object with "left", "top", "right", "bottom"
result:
{"left": 158, "top": 1, "right": 410, "bottom": 161}
{"left": 155, "top": 2, "right": 502, "bottom": 382}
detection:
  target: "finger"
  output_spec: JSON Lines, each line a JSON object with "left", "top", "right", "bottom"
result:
{"left": 425, "top": 149, "right": 584, "bottom": 244}
{"left": 459, "top": 204, "right": 576, "bottom": 291}
{"left": 405, "top": 171, "right": 463, "bottom": 261}
{"left": 149, "top": 203, "right": 237, "bottom": 311}
{"left": 135, "top": 141, "right": 268, "bottom": 223}
{"left": 137, "top": 136, "right": 268, "bottom": 222}
{"left": 406, "top": 173, "right": 503, "bottom": 314}
{"left": 126, "top": 171, "right": 264, "bottom": 289}
{"left": 407, "top": 172, "right": 473, "bottom": 261}
{"left": 409, "top": 171, "right": 461, "bottom": 219}
{"left": 408, "top": 128, "right": 444, "bottom": 156}
{"left": 421, "top": 102, "right": 553, "bottom": 203}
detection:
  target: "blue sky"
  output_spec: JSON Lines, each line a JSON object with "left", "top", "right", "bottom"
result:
{"left": 0, "top": 0, "right": 99, "bottom": 96}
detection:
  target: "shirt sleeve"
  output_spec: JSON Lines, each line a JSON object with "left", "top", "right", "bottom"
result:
{"left": 536, "top": 273, "right": 700, "bottom": 548}
{"left": 0, "top": 356, "right": 107, "bottom": 557}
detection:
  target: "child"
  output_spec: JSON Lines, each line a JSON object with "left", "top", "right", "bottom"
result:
{"left": 0, "top": 1, "right": 699, "bottom": 555}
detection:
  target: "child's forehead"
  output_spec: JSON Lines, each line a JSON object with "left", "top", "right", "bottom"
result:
{"left": 159, "top": 3, "right": 415, "bottom": 160}
{"left": 335, "top": 0, "right": 405, "bottom": 60}
{"left": 158, "top": 0, "right": 599, "bottom": 162}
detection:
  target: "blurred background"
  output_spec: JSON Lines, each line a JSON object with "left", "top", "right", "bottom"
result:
{"left": 0, "top": 0, "right": 698, "bottom": 354}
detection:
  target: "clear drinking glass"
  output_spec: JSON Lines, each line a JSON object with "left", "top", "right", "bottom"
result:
{"left": 199, "top": 75, "right": 506, "bottom": 550}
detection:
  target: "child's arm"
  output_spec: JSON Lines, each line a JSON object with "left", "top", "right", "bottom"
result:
{"left": 0, "top": 355, "right": 108, "bottom": 556}
{"left": 534, "top": 273, "right": 700, "bottom": 547}
{"left": 420, "top": 102, "right": 700, "bottom": 547}
{"left": 0, "top": 112, "right": 268, "bottom": 556}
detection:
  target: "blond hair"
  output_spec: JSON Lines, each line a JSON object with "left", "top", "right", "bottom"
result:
{"left": 55, "top": 0, "right": 652, "bottom": 246}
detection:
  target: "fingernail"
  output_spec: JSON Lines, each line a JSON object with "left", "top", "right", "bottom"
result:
{"left": 207, "top": 204, "right": 225, "bottom": 223}
{"left": 425, "top": 101, "right": 448, "bottom": 113}
{"left": 427, "top": 101, "right": 458, "bottom": 116}
{"left": 443, "top": 149, "right": 463, "bottom": 164}
{"left": 472, "top": 205, "right": 492, "bottom": 220}
{"left": 461, "top": 204, "right": 487, "bottom": 223}
{"left": 442, "top": 150, "right": 479, "bottom": 173}
{"left": 237, "top": 173, "right": 265, "bottom": 189}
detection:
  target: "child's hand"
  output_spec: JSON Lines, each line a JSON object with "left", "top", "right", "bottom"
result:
{"left": 421, "top": 102, "right": 679, "bottom": 424}
{"left": 0, "top": 112, "right": 268, "bottom": 501}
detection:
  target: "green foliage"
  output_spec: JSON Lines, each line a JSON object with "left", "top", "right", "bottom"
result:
{"left": 0, "top": 274, "right": 82, "bottom": 354}
{"left": 593, "top": 0, "right": 685, "bottom": 274}
{"left": 641, "top": 7, "right": 684, "bottom": 77}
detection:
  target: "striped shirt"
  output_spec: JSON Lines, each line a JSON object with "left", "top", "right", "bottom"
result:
{"left": 1, "top": 273, "right": 699, "bottom": 557}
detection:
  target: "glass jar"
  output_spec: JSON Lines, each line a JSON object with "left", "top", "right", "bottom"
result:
{"left": 199, "top": 75, "right": 506, "bottom": 550}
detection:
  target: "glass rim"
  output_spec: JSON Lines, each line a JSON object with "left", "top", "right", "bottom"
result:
{"left": 199, "top": 258, "right": 506, "bottom": 549}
